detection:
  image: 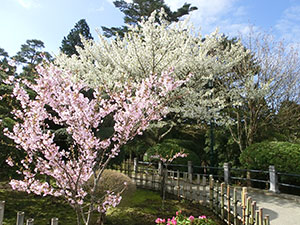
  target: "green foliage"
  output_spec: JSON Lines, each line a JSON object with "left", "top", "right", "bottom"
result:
{"left": 60, "top": 19, "right": 93, "bottom": 56}
{"left": 0, "top": 70, "right": 18, "bottom": 180}
{"left": 85, "top": 169, "right": 136, "bottom": 200}
{"left": 0, "top": 187, "right": 76, "bottom": 224}
{"left": 0, "top": 48, "right": 15, "bottom": 76}
{"left": 102, "top": 0, "right": 197, "bottom": 38}
{"left": 13, "top": 39, "right": 52, "bottom": 79}
{"left": 144, "top": 139, "right": 201, "bottom": 166}
{"left": 122, "top": 137, "right": 152, "bottom": 159}
{"left": 274, "top": 101, "right": 300, "bottom": 141}
{"left": 240, "top": 141, "right": 300, "bottom": 173}
{"left": 157, "top": 210, "right": 217, "bottom": 225}
{"left": 0, "top": 48, "right": 9, "bottom": 57}
{"left": 106, "top": 189, "right": 222, "bottom": 225}
{"left": 14, "top": 39, "right": 45, "bottom": 64}
{"left": 204, "top": 126, "right": 241, "bottom": 167}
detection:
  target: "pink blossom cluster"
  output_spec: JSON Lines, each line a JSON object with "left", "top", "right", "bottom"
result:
{"left": 0, "top": 59, "right": 16, "bottom": 72}
{"left": 155, "top": 218, "right": 166, "bottom": 223}
{"left": 155, "top": 210, "right": 210, "bottom": 225}
{"left": 151, "top": 151, "right": 188, "bottom": 164}
{"left": 2, "top": 63, "right": 186, "bottom": 221}
{"left": 98, "top": 191, "right": 122, "bottom": 213}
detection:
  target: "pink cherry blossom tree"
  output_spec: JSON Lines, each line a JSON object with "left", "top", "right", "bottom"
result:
{"left": 3, "top": 64, "right": 186, "bottom": 225}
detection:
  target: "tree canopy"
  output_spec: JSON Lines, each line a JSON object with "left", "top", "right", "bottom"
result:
{"left": 60, "top": 19, "right": 93, "bottom": 56}
{"left": 101, "top": 0, "right": 197, "bottom": 38}
{"left": 13, "top": 39, "right": 52, "bottom": 79}
{"left": 56, "top": 10, "right": 255, "bottom": 126}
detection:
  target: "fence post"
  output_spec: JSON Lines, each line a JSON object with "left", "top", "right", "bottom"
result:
{"left": 209, "top": 175, "right": 214, "bottom": 209}
{"left": 0, "top": 201, "right": 5, "bottom": 225}
{"left": 227, "top": 185, "right": 231, "bottom": 224}
{"left": 259, "top": 208, "right": 263, "bottom": 225}
{"left": 242, "top": 187, "right": 248, "bottom": 224}
{"left": 233, "top": 187, "right": 237, "bottom": 225}
{"left": 250, "top": 201, "right": 256, "bottom": 225}
{"left": 264, "top": 215, "right": 270, "bottom": 225}
{"left": 51, "top": 218, "right": 59, "bottom": 225}
{"left": 133, "top": 158, "right": 138, "bottom": 173}
{"left": 246, "top": 197, "right": 251, "bottom": 225}
{"left": 220, "top": 183, "right": 225, "bottom": 220}
{"left": 127, "top": 159, "right": 131, "bottom": 176}
{"left": 158, "top": 161, "right": 163, "bottom": 176}
{"left": 269, "top": 165, "right": 279, "bottom": 193}
{"left": 16, "top": 211, "right": 25, "bottom": 225}
{"left": 160, "top": 163, "right": 166, "bottom": 199}
{"left": 224, "top": 163, "right": 231, "bottom": 184}
{"left": 188, "top": 161, "right": 193, "bottom": 182}
{"left": 26, "top": 219, "right": 34, "bottom": 225}
{"left": 176, "top": 170, "right": 180, "bottom": 199}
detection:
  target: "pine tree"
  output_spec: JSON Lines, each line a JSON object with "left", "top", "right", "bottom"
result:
{"left": 101, "top": 0, "right": 197, "bottom": 38}
{"left": 60, "top": 19, "right": 93, "bottom": 56}
{"left": 13, "top": 39, "right": 52, "bottom": 80}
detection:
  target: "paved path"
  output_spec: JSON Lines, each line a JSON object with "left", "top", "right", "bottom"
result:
{"left": 246, "top": 188, "right": 300, "bottom": 225}
{"left": 133, "top": 173, "right": 300, "bottom": 225}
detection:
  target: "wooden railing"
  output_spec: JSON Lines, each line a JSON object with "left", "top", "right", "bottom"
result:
{"left": 112, "top": 159, "right": 271, "bottom": 225}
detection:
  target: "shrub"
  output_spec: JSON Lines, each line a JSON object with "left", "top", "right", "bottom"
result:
{"left": 240, "top": 141, "right": 300, "bottom": 173}
{"left": 155, "top": 210, "right": 217, "bottom": 225}
{"left": 240, "top": 141, "right": 300, "bottom": 186}
{"left": 86, "top": 169, "right": 136, "bottom": 200}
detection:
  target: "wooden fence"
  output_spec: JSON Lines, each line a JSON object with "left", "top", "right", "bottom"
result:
{"left": 112, "top": 159, "right": 271, "bottom": 225}
{"left": 0, "top": 201, "right": 58, "bottom": 225}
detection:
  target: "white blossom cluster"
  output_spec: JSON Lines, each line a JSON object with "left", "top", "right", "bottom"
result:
{"left": 55, "top": 9, "right": 259, "bottom": 124}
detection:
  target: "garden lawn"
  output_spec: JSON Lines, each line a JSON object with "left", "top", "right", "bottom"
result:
{"left": 105, "top": 188, "right": 225, "bottom": 225}
{"left": 0, "top": 182, "right": 224, "bottom": 225}
{"left": 0, "top": 182, "right": 76, "bottom": 224}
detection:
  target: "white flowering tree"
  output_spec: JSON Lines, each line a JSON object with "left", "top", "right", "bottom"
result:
{"left": 226, "top": 30, "right": 300, "bottom": 152}
{"left": 2, "top": 63, "right": 185, "bottom": 225}
{"left": 55, "top": 10, "right": 255, "bottom": 126}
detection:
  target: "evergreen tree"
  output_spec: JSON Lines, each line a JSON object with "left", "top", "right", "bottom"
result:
{"left": 102, "top": 0, "right": 197, "bottom": 38}
{"left": 0, "top": 48, "right": 8, "bottom": 58}
{"left": 60, "top": 19, "right": 93, "bottom": 56}
{"left": 0, "top": 47, "right": 10, "bottom": 73}
{"left": 14, "top": 39, "right": 52, "bottom": 79}
{"left": 0, "top": 48, "right": 19, "bottom": 179}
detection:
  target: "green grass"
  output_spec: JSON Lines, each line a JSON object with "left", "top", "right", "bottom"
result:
{"left": 0, "top": 182, "right": 224, "bottom": 225}
{"left": 105, "top": 189, "right": 224, "bottom": 225}
{"left": 0, "top": 187, "right": 76, "bottom": 224}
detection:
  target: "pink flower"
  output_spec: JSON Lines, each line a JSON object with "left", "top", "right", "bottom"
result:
{"left": 198, "top": 215, "right": 207, "bottom": 219}
{"left": 6, "top": 157, "right": 14, "bottom": 167}
{"left": 4, "top": 63, "right": 186, "bottom": 224}
{"left": 188, "top": 216, "right": 195, "bottom": 222}
{"left": 155, "top": 218, "right": 166, "bottom": 224}
{"left": 171, "top": 217, "right": 177, "bottom": 224}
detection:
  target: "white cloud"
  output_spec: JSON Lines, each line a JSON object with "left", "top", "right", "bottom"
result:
{"left": 105, "top": 0, "right": 253, "bottom": 38}
{"left": 275, "top": 5, "right": 300, "bottom": 45}
{"left": 16, "top": 0, "right": 41, "bottom": 9}
{"left": 165, "top": 0, "right": 250, "bottom": 36}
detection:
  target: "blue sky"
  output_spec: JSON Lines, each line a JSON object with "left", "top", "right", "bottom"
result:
{"left": 1, "top": 0, "right": 300, "bottom": 57}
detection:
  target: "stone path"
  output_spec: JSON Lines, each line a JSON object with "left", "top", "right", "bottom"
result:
{"left": 133, "top": 173, "right": 300, "bottom": 225}
{"left": 246, "top": 188, "right": 300, "bottom": 225}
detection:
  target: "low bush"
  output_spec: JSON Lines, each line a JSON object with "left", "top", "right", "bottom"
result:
{"left": 240, "top": 141, "right": 300, "bottom": 173}
{"left": 85, "top": 169, "right": 136, "bottom": 200}
{"left": 240, "top": 141, "right": 300, "bottom": 187}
